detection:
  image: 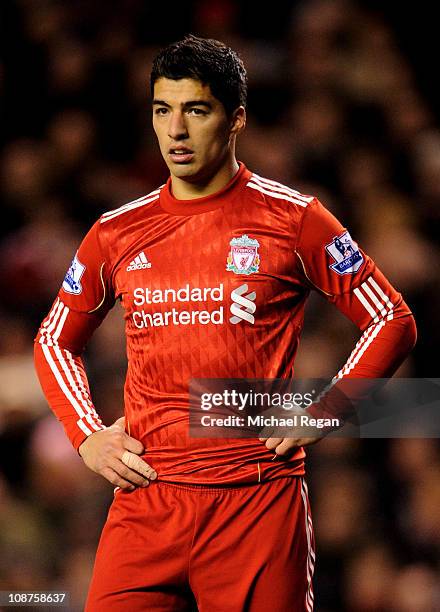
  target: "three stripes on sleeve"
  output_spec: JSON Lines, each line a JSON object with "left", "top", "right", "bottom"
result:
{"left": 38, "top": 298, "right": 105, "bottom": 438}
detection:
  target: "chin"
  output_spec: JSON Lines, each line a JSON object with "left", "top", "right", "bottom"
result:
{"left": 169, "top": 163, "right": 201, "bottom": 180}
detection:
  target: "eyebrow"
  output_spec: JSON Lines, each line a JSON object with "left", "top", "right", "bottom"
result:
{"left": 152, "top": 99, "right": 213, "bottom": 109}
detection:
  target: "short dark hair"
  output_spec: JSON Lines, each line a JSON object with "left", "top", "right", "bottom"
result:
{"left": 150, "top": 35, "right": 247, "bottom": 116}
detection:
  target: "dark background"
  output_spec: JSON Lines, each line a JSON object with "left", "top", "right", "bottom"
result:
{"left": 1, "top": 1, "right": 439, "bottom": 610}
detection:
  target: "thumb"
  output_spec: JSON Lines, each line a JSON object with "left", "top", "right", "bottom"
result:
{"left": 112, "top": 416, "right": 144, "bottom": 454}
{"left": 112, "top": 416, "right": 126, "bottom": 431}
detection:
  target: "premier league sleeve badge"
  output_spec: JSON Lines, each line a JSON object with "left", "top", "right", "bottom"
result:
{"left": 62, "top": 254, "right": 86, "bottom": 294}
{"left": 325, "top": 231, "right": 364, "bottom": 275}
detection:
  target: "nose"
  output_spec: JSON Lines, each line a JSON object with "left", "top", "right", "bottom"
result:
{"left": 168, "top": 110, "right": 188, "bottom": 140}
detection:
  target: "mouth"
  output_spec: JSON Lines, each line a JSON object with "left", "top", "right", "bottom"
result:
{"left": 168, "top": 146, "right": 194, "bottom": 164}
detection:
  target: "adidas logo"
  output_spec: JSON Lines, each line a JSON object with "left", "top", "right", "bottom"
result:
{"left": 127, "top": 251, "right": 152, "bottom": 271}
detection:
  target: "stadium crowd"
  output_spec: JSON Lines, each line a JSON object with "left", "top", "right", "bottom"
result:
{"left": 1, "top": 0, "right": 439, "bottom": 610}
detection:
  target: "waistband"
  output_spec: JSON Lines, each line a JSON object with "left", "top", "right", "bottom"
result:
{"left": 155, "top": 475, "right": 301, "bottom": 494}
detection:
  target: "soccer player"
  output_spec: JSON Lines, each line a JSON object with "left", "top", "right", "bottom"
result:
{"left": 34, "top": 35, "right": 416, "bottom": 611}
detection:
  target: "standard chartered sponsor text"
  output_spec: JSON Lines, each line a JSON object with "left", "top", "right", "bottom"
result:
{"left": 132, "top": 283, "right": 224, "bottom": 328}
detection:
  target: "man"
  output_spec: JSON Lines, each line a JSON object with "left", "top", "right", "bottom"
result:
{"left": 35, "top": 35, "right": 416, "bottom": 611}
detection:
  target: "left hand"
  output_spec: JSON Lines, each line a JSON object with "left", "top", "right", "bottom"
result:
{"left": 259, "top": 433, "right": 323, "bottom": 457}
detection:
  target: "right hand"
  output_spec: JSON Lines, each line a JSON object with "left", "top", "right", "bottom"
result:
{"left": 78, "top": 416, "right": 157, "bottom": 491}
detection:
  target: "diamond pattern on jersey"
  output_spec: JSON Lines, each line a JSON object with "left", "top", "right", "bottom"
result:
{"left": 107, "top": 182, "right": 307, "bottom": 479}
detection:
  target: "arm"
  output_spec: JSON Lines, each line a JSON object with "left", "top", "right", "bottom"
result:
{"left": 261, "top": 198, "right": 417, "bottom": 455}
{"left": 34, "top": 220, "right": 157, "bottom": 489}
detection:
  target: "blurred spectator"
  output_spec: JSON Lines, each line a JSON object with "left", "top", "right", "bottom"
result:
{"left": 344, "top": 543, "right": 397, "bottom": 612}
{"left": 1, "top": 1, "right": 438, "bottom": 610}
{"left": 389, "top": 564, "right": 438, "bottom": 612}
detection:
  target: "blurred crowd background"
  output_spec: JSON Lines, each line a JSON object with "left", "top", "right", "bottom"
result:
{"left": 1, "top": 0, "right": 439, "bottom": 610}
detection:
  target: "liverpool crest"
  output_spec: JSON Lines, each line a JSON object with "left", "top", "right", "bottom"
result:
{"left": 226, "top": 234, "right": 260, "bottom": 275}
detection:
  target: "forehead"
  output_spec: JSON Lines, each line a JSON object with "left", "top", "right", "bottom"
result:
{"left": 153, "top": 77, "right": 217, "bottom": 104}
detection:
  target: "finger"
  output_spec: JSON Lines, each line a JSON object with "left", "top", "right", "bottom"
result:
{"left": 101, "top": 467, "right": 136, "bottom": 491}
{"left": 123, "top": 434, "right": 144, "bottom": 455}
{"left": 121, "top": 451, "right": 157, "bottom": 480}
{"left": 265, "top": 437, "right": 284, "bottom": 451}
{"left": 258, "top": 432, "right": 272, "bottom": 442}
{"left": 275, "top": 438, "right": 300, "bottom": 456}
{"left": 111, "top": 458, "right": 149, "bottom": 487}
{"left": 258, "top": 427, "right": 275, "bottom": 441}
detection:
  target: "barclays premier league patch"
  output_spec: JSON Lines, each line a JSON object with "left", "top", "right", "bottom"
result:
{"left": 62, "top": 254, "right": 86, "bottom": 294}
{"left": 325, "top": 231, "right": 364, "bottom": 275}
{"left": 226, "top": 234, "right": 260, "bottom": 275}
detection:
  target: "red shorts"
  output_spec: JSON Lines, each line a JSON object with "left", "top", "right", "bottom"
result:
{"left": 85, "top": 477, "right": 315, "bottom": 612}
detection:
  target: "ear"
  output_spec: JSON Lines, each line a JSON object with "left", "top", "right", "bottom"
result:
{"left": 230, "top": 106, "right": 246, "bottom": 136}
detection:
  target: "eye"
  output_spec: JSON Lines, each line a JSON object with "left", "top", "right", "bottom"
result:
{"left": 188, "top": 108, "right": 207, "bottom": 116}
{"left": 154, "top": 107, "right": 169, "bottom": 116}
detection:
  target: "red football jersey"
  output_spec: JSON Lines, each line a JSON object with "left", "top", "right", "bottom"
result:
{"left": 34, "top": 163, "right": 416, "bottom": 484}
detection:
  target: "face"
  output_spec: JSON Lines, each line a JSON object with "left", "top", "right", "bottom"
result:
{"left": 152, "top": 77, "right": 244, "bottom": 184}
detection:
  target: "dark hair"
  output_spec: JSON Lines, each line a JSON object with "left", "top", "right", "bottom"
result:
{"left": 150, "top": 35, "right": 247, "bottom": 116}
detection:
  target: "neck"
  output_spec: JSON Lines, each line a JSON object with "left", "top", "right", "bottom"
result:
{"left": 170, "top": 156, "right": 240, "bottom": 200}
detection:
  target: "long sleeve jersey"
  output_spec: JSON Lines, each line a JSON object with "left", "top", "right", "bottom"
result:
{"left": 34, "top": 163, "right": 416, "bottom": 484}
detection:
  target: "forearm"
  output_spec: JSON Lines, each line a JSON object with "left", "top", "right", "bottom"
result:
{"left": 309, "top": 312, "right": 417, "bottom": 423}
{"left": 34, "top": 299, "right": 106, "bottom": 450}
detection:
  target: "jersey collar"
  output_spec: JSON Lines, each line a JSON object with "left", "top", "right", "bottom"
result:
{"left": 159, "top": 162, "right": 251, "bottom": 216}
